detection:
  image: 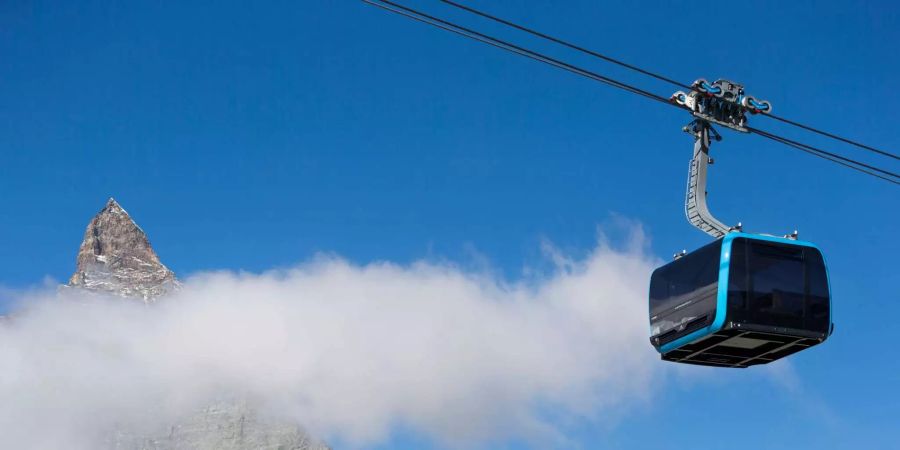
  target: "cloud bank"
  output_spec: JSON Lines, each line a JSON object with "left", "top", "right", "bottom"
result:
{"left": 0, "top": 229, "right": 662, "bottom": 449}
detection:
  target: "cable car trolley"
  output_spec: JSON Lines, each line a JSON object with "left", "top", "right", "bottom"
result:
{"left": 649, "top": 80, "right": 833, "bottom": 368}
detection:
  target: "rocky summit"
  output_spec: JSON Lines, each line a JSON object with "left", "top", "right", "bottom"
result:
{"left": 68, "top": 198, "right": 179, "bottom": 301}
{"left": 67, "top": 198, "right": 328, "bottom": 450}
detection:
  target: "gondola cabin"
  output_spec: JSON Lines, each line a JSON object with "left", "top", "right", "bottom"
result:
{"left": 649, "top": 232, "right": 832, "bottom": 368}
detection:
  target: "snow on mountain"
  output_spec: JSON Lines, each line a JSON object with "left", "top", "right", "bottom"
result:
{"left": 67, "top": 198, "right": 179, "bottom": 302}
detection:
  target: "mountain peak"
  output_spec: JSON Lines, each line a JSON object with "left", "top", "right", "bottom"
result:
{"left": 105, "top": 196, "right": 123, "bottom": 211}
{"left": 67, "top": 198, "right": 179, "bottom": 301}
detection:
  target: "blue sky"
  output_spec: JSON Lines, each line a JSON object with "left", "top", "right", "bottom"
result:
{"left": 1, "top": 0, "right": 898, "bottom": 448}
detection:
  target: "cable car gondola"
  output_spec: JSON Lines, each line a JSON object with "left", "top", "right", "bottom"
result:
{"left": 649, "top": 232, "right": 832, "bottom": 368}
{"left": 651, "top": 82, "right": 833, "bottom": 367}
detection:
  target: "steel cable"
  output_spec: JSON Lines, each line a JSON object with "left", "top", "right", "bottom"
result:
{"left": 363, "top": 0, "right": 900, "bottom": 186}
{"left": 439, "top": 0, "right": 899, "bottom": 161}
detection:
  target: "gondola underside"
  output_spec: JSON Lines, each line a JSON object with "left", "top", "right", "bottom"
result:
{"left": 660, "top": 322, "right": 826, "bottom": 368}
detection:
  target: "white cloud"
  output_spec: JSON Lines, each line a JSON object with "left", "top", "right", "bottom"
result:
{"left": 0, "top": 228, "right": 662, "bottom": 449}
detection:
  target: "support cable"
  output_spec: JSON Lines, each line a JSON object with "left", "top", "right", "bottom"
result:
{"left": 439, "top": 0, "right": 899, "bottom": 161}
{"left": 363, "top": 0, "right": 900, "bottom": 186}
{"left": 440, "top": 0, "right": 694, "bottom": 91}
{"left": 748, "top": 127, "right": 900, "bottom": 185}
{"left": 363, "top": 0, "right": 674, "bottom": 107}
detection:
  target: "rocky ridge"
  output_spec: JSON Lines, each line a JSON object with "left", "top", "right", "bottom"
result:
{"left": 68, "top": 198, "right": 327, "bottom": 450}
{"left": 67, "top": 198, "right": 179, "bottom": 301}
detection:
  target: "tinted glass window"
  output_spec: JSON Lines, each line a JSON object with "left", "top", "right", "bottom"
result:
{"left": 727, "top": 239, "right": 748, "bottom": 313}
{"left": 726, "top": 238, "right": 830, "bottom": 333}
{"left": 749, "top": 242, "right": 806, "bottom": 328}
{"left": 804, "top": 249, "right": 831, "bottom": 332}
{"left": 649, "top": 239, "right": 721, "bottom": 336}
{"left": 650, "top": 239, "right": 721, "bottom": 313}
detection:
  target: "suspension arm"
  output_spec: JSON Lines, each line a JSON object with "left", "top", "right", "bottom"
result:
{"left": 684, "top": 121, "right": 731, "bottom": 238}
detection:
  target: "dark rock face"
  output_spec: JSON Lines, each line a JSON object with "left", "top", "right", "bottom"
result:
{"left": 67, "top": 198, "right": 328, "bottom": 450}
{"left": 68, "top": 198, "right": 179, "bottom": 301}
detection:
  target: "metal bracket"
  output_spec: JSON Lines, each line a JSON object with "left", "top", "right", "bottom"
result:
{"left": 684, "top": 120, "right": 735, "bottom": 238}
{"left": 670, "top": 79, "right": 772, "bottom": 134}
